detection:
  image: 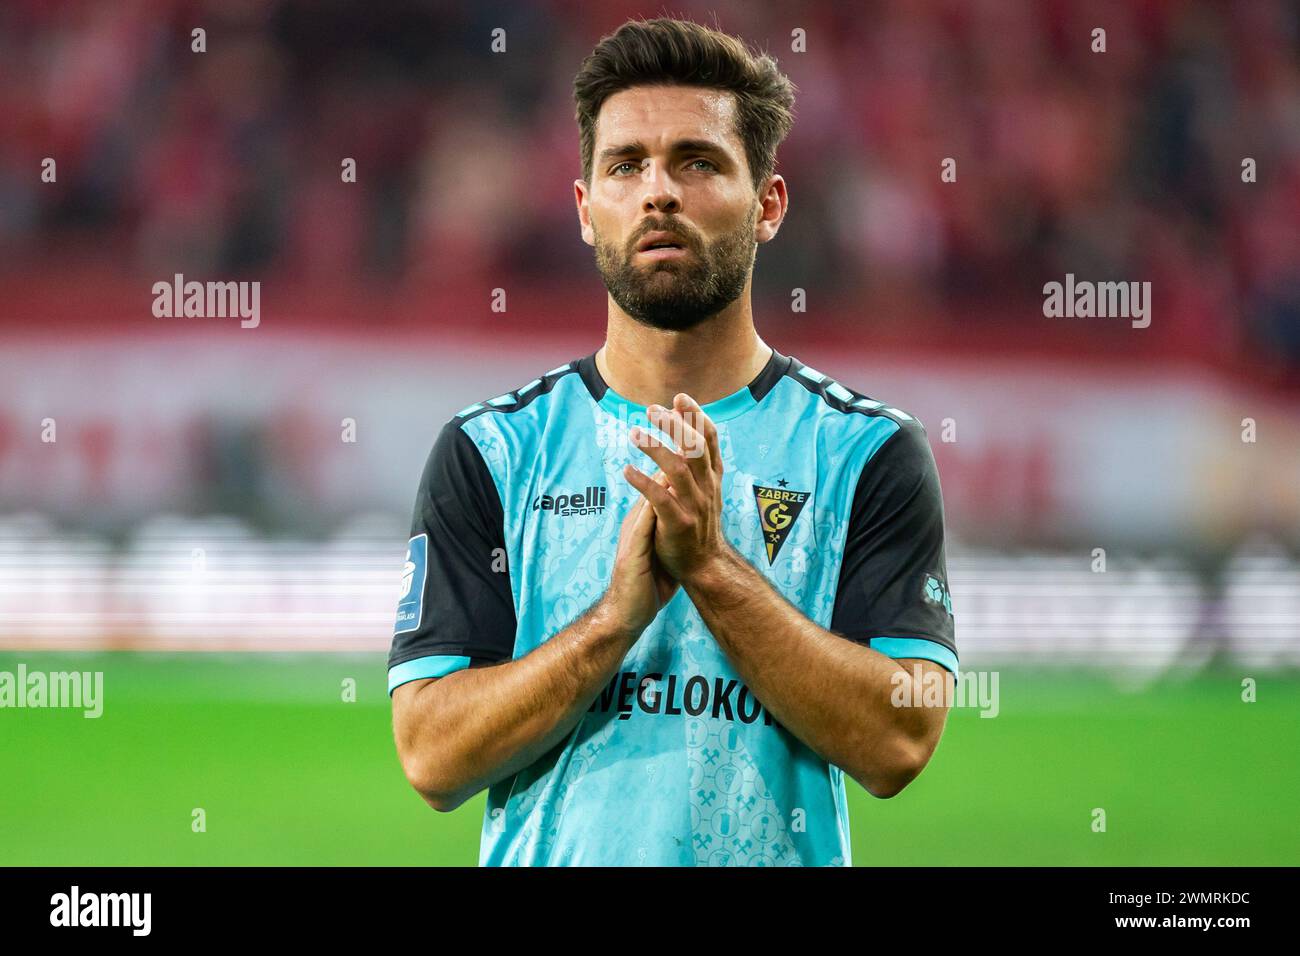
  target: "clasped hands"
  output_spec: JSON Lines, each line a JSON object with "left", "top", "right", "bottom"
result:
{"left": 622, "top": 392, "right": 732, "bottom": 585}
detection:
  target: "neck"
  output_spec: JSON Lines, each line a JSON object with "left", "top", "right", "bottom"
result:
{"left": 596, "top": 297, "right": 772, "bottom": 409}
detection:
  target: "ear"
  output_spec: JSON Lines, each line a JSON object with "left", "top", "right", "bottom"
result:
{"left": 575, "top": 179, "right": 595, "bottom": 247}
{"left": 754, "top": 174, "right": 788, "bottom": 245}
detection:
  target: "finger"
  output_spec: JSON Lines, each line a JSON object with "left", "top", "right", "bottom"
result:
{"left": 651, "top": 468, "right": 674, "bottom": 495}
{"left": 619, "top": 492, "right": 664, "bottom": 567}
{"left": 674, "top": 393, "right": 722, "bottom": 478}
{"left": 617, "top": 494, "right": 645, "bottom": 544}
{"left": 629, "top": 492, "right": 656, "bottom": 547}
{"left": 623, "top": 461, "right": 689, "bottom": 524}
{"left": 648, "top": 401, "right": 710, "bottom": 485}
{"left": 624, "top": 460, "right": 678, "bottom": 511}
{"left": 629, "top": 426, "right": 699, "bottom": 504}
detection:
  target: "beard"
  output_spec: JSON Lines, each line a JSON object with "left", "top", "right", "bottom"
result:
{"left": 593, "top": 203, "right": 757, "bottom": 332}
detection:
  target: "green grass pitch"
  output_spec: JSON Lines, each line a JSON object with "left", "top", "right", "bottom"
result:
{"left": 1, "top": 653, "right": 1296, "bottom": 865}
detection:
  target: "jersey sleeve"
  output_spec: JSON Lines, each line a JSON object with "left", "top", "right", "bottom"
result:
{"left": 829, "top": 420, "right": 958, "bottom": 676}
{"left": 387, "top": 417, "right": 518, "bottom": 694}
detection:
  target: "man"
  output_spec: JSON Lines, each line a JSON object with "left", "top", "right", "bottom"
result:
{"left": 389, "top": 17, "right": 957, "bottom": 866}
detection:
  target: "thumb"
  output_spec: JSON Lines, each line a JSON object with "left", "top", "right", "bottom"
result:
{"left": 630, "top": 493, "right": 656, "bottom": 543}
{"left": 618, "top": 495, "right": 652, "bottom": 548}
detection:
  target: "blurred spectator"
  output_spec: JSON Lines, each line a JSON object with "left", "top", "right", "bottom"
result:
{"left": 0, "top": 0, "right": 1296, "bottom": 369}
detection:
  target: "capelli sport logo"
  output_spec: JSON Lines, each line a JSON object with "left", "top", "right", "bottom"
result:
{"left": 532, "top": 485, "right": 608, "bottom": 517}
{"left": 753, "top": 482, "right": 809, "bottom": 564}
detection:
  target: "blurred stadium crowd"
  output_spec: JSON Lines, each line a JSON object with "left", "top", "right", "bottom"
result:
{"left": 1, "top": 0, "right": 1298, "bottom": 372}
{"left": 1, "top": 1, "right": 1298, "bottom": 667}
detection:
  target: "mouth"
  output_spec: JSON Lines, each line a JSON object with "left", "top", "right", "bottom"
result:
{"left": 636, "top": 245, "right": 690, "bottom": 261}
{"left": 636, "top": 231, "right": 691, "bottom": 258}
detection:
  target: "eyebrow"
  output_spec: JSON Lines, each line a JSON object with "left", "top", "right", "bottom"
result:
{"left": 596, "top": 139, "right": 730, "bottom": 165}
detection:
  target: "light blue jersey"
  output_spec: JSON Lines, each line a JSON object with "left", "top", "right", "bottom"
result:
{"left": 389, "top": 348, "right": 957, "bottom": 866}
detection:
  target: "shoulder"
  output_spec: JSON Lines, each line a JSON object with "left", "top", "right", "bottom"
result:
{"left": 780, "top": 354, "right": 932, "bottom": 462}
{"left": 417, "top": 357, "right": 586, "bottom": 490}
{"left": 438, "top": 357, "right": 587, "bottom": 453}
{"left": 781, "top": 355, "right": 926, "bottom": 429}
{"left": 449, "top": 359, "right": 584, "bottom": 427}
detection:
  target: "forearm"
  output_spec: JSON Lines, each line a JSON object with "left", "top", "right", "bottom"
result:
{"left": 683, "top": 544, "right": 942, "bottom": 795}
{"left": 394, "top": 598, "right": 637, "bottom": 810}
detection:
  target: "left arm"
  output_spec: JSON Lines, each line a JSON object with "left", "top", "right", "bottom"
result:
{"left": 684, "top": 542, "right": 951, "bottom": 798}
{"left": 625, "top": 393, "right": 954, "bottom": 798}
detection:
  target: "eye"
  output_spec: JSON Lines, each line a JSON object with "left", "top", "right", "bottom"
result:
{"left": 611, "top": 161, "right": 641, "bottom": 176}
{"left": 688, "top": 158, "right": 718, "bottom": 172}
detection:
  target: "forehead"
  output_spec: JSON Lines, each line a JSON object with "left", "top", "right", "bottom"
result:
{"left": 594, "top": 84, "right": 742, "bottom": 153}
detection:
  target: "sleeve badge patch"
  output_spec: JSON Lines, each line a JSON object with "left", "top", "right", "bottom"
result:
{"left": 395, "top": 533, "right": 429, "bottom": 634}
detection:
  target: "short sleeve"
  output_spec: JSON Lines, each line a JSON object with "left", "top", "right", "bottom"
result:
{"left": 829, "top": 421, "right": 958, "bottom": 676}
{"left": 387, "top": 418, "right": 517, "bottom": 694}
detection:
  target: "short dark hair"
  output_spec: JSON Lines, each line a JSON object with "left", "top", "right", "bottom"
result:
{"left": 573, "top": 17, "right": 796, "bottom": 192}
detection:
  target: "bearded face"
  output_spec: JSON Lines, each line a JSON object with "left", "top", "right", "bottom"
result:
{"left": 592, "top": 199, "right": 758, "bottom": 332}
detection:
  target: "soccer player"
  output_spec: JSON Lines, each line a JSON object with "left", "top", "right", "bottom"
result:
{"left": 389, "top": 17, "right": 957, "bottom": 866}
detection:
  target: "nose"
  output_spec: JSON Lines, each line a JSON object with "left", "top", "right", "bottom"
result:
{"left": 640, "top": 164, "right": 681, "bottom": 215}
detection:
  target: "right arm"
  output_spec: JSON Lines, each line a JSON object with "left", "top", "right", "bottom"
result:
{"left": 393, "top": 595, "right": 636, "bottom": 812}
{"left": 388, "top": 419, "right": 676, "bottom": 811}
